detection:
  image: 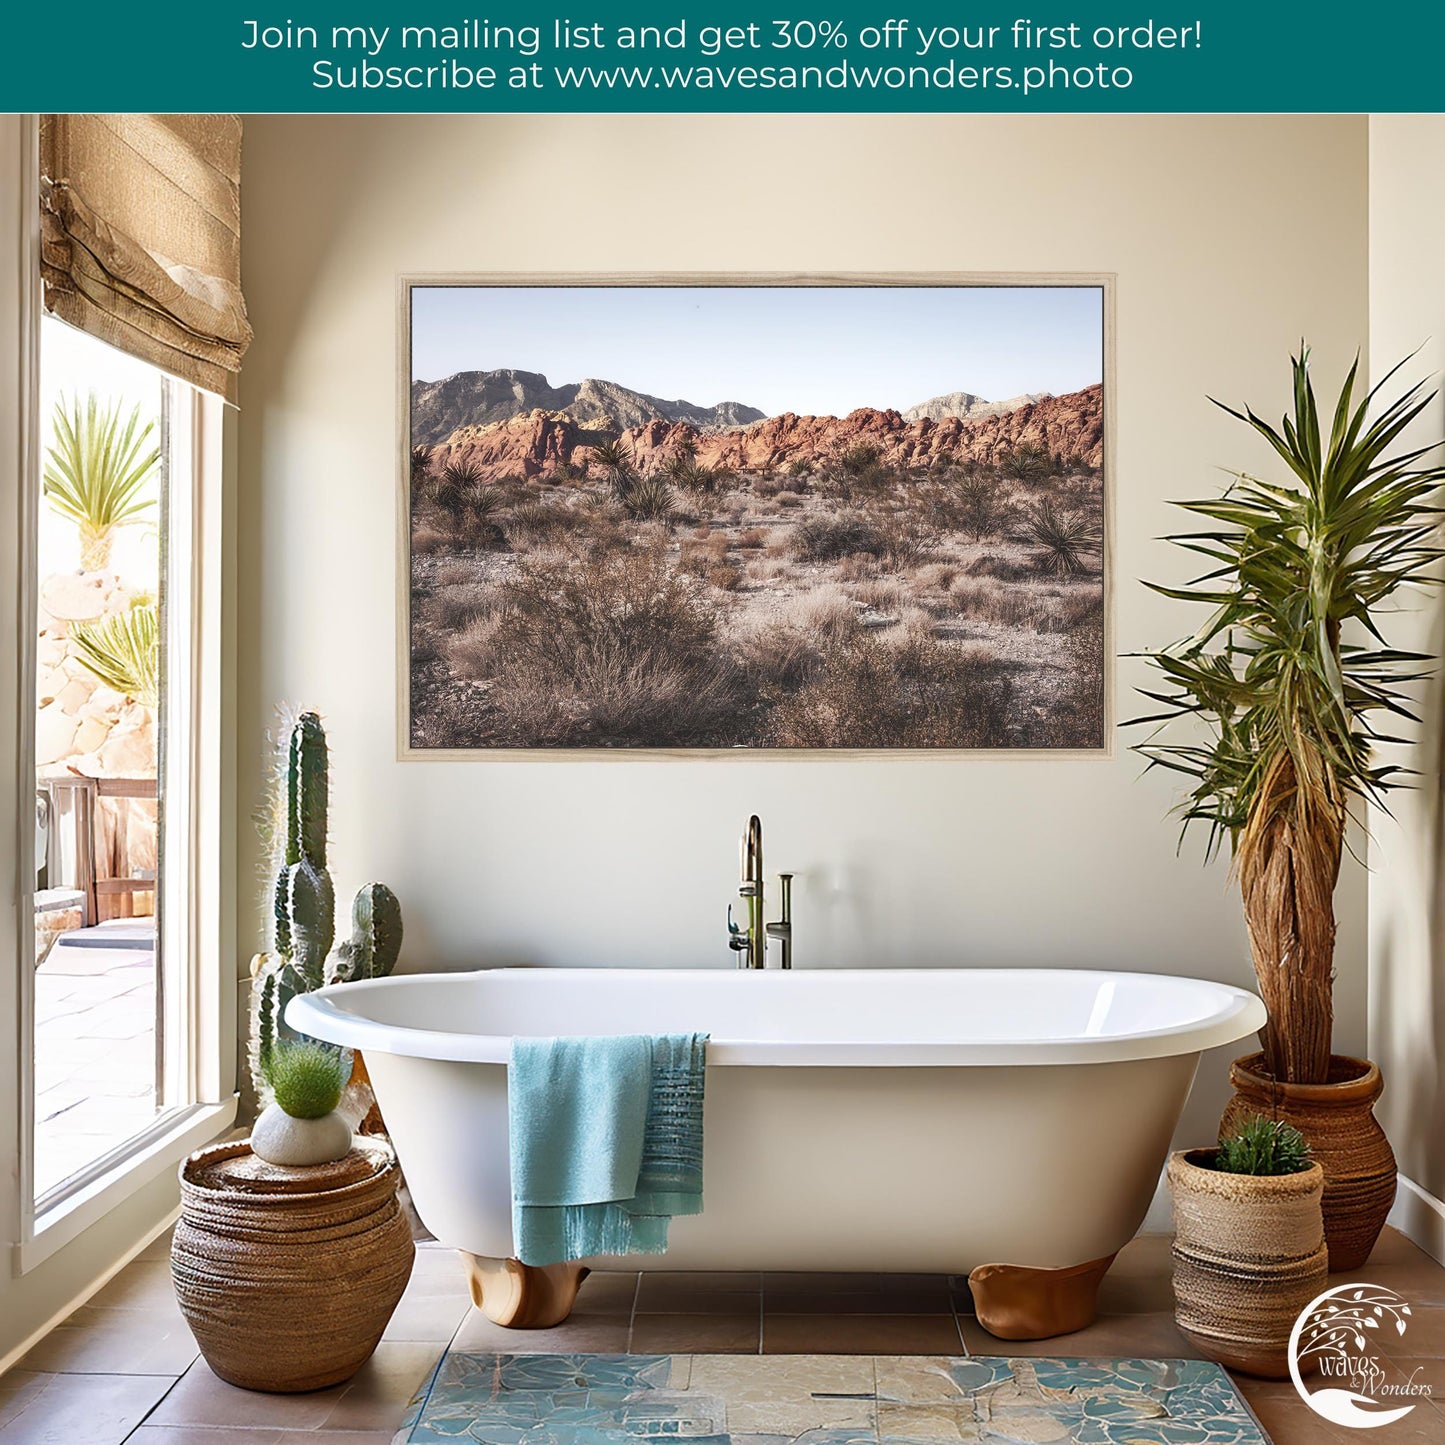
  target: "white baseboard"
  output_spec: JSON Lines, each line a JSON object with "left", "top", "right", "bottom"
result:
{"left": 1389, "top": 1173, "right": 1445, "bottom": 1265}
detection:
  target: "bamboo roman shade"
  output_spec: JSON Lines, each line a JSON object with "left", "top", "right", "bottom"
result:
{"left": 40, "top": 114, "right": 253, "bottom": 401}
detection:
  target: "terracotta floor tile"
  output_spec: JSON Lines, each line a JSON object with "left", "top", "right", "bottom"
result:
{"left": 629, "top": 1311, "right": 761, "bottom": 1354}
{"left": 962, "top": 1308, "right": 1197, "bottom": 1358}
{"left": 316, "top": 1342, "right": 447, "bottom": 1430}
{"left": 764, "top": 1313, "right": 964, "bottom": 1355}
{"left": 128, "top": 1430, "right": 285, "bottom": 1444}
{"left": 146, "top": 1360, "right": 345, "bottom": 1430}
{"left": 0, "top": 1376, "right": 50, "bottom": 1431}
{"left": 380, "top": 1290, "right": 471, "bottom": 1343}
{"left": 575, "top": 1270, "right": 639, "bottom": 1314}
{"left": 764, "top": 1273, "right": 953, "bottom": 1315}
{"left": 87, "top": 1259, "right": 177, "bottom": 1309}
{"left": 0, "top": 1372, "right": 175, "bottom": 1444}
{"left": 450, "top": 1308, "right": 631, "bottom": 1355}
{"left": 1378, "top": 1305, "right": 1445, "bottom": 1360}
{"left": 636, "top": 1271, "right": 761, "bottom": 1313}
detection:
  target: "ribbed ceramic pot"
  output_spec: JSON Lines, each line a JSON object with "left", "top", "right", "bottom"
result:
{"left": 1168, "top": 1150, "right": 1327, "bottom": 1379}
{"left": 1222, "top": 1052, "right": 1396, "bottom": 1273}
{"left": 172, "top": 1138, "right": 414, "bottom": 1393}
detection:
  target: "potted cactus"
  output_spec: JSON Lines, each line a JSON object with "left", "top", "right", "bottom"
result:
{"left": 251, "top": 1037, "right": 352, "bottom": 1166}
{"left": 251, "top": 711, "right": 403, "bottom": 1129}
{"left": 1169, "top": 1117, "right": 1327, "bottom": 1379}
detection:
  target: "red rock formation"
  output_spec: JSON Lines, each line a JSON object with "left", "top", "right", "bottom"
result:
{"left": 425, "top": 385, "right": 1103, "bottom": 481}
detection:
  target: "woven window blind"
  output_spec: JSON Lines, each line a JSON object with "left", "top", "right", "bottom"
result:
{"left": 40, "top": 114, "right": 253, "bottom": 401}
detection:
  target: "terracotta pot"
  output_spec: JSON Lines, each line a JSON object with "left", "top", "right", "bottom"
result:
{"left": 172, "top": 1139, "right": 413, "bottom": 1392}
{"left": 1168, "top": 1149, "right": 1328, "bottom": 1378}
{"left": 1222, "top": 1053, "right": 1396, "bottom": 1273}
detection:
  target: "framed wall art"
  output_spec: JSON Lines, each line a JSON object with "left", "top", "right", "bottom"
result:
{"left": 401, "top": 274, "right": 1111, "bottom": 755}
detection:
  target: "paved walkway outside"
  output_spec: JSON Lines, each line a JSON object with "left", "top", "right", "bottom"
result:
{"left": 34, "top": 927, "right": 159, "bottom": 1199}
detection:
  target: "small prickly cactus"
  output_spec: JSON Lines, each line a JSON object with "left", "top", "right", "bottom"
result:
{"left": 327, "top": 883, "right": 404, "bottom": 986}
{"left": 264, "top": 1038, "right": 347, "bottom": 1120}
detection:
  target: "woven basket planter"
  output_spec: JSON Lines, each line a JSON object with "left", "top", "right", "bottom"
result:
{"left": 1168, "top": 1149, "right": 1327, "bottom": 1379}
{"left": 1222, "top": 1052, "right": 1396, "bottom": 1273}
{"left": 173, "top": 1138, "right": 414, "bottom": 1392}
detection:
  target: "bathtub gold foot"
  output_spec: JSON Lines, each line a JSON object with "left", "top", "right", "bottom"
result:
{"left": 968, "top": 1253, "right": 1116, "bottom": 1341}
{"left": 460, "top": 1254, "right": 590, "bottom": 1328}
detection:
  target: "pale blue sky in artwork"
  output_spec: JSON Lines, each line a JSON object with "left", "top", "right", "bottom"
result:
{"left": 410, "top": 285, "right": 1103, "bottom": 418}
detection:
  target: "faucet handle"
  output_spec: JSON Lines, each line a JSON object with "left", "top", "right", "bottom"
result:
{"left": 727, "top": 902, "right": 749, "bottom": 950}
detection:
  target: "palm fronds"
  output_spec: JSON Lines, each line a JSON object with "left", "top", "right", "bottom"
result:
{"left": 43, "top": 394, "right": 159, "bottom": 571}
{"left": 70, "top": 602, "right": 160, "bottom": 708}
{"left": 1129, "top": 345, "right": 1445, "bottom": 1082}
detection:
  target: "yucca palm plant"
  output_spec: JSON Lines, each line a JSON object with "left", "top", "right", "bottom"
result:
{"left": 43, "top": 394, "right": 159, "bottom": 571}
{"left": 1133, "top": 346, "right": 1444, "bottom": 1083}
{"left": 71, "top": 602, "right": 160, "bottom": 709}
{"left": 1025, "top": 498, "right": 1101, "bottom": 576}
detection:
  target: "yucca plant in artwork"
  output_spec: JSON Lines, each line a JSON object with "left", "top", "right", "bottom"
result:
{"left": 43, "top": 394, "right": 159, "bottom": 571}
{"left": 1132, "top": 346, "right": 1445, "bottom": 1084}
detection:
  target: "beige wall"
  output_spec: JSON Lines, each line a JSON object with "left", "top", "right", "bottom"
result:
{"left": 1368, "top": 114, "right": 1445, "bottom": 1258}
{"left": 236, "top": 114, "right": 1371, "bottom": 1146}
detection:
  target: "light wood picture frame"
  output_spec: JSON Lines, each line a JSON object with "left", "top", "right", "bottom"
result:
{"left": 398, "top": 273, "right": 1115, "bottom": 759}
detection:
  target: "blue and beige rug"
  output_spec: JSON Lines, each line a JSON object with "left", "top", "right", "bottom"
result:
{"left": 394, "top": 1351, "right": 1270, "bottom": 1443}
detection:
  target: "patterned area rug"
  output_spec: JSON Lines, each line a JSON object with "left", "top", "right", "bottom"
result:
{"left": 394, "top": 1351, "right": 1271, "bottom": 1443}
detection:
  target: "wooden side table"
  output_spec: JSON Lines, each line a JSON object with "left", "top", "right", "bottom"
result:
{"left": 172, "top": 1138, "right": 414, "bottom": 1392}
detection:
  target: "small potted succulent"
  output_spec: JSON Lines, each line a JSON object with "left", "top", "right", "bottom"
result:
{"left": 251, "top": 1037, "right": 353, "bottom": 1167}
{"left": 1169, "top": 1116, "right": 1327, "bottom": 1378}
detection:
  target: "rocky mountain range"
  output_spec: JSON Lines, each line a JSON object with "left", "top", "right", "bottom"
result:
{"left": 424, "top": 384, "right": 1104, "bottom": 481}
{"left": 410, "top": 369, "right": 765, "bottom": 446}
{"left": 901, "top": 390, "right": 1052, "bottom": 424}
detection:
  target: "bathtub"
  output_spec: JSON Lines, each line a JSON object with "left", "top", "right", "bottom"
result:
{"left": 288, "top": 967, "right": 1264, "bottom": 1337}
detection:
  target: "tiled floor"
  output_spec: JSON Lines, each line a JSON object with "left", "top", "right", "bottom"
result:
{"left": 1, "top": 1226, "right": 1442, "bottom": 1443}
{"left": 33, "top": 929, "right": 160, "bottom": 1198}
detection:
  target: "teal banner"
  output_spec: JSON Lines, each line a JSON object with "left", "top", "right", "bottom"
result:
{"left": 4, "top": 4, "right": 1443, "bottom": 112}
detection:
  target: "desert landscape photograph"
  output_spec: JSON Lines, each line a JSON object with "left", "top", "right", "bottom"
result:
{"left": 406, "top": 282, "right": 1106, "bottom": 751}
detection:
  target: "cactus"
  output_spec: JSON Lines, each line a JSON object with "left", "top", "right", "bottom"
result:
{"left": 326, "top": 883, "right": 404, "bottom": 986}
{"left": 248, "top": 709, "right": 403, "bottom": 1113}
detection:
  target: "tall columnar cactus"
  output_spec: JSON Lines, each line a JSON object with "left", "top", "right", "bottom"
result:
{"left": 254, "top": 711, "right": 335, "bottom": 1075}
{"left": 327, "top": 883, "right": 404, "bottom": 985}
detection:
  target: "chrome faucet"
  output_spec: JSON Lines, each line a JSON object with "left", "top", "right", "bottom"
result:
{"left": 727, "top": 814, "right": 793, "bottom": 969}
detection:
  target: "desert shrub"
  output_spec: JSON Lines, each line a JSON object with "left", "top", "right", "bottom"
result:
{"left": 963, "top": 553, "right": 1035, "bottom": 582}
{"left": 955, "top": 473, "right": 1014, "bottom": 541}
{"left": 445, "top": 615, "right": 503, "bottom": 679}
{"left": 871, "top": 512, "right": 932, "bottom": 568}
{"left": 410, "top": 445, "right": 433, "bottom": 490}
{"left": 1025, "top": 498, "right": 1103, "bottom": 577}
{"left": 679, "top": 534, "right": 731, "bottom": 578}
{"left": 786, "top": 459, "right": 813, "bottom": 478}
{"left": 851, "top": 577, "right": 906, "bottom": 611}
{"left": 412, "top": 527, "right": 448, "bottom": 555}
{"left": 706, "top": 561, "right": 743, "bottom": 591}
{"left": 774, "top": 491, "right": 805, "bottom": 509}
{"left": 996, "top": 441, "right": 1054, "bottom": 484}
{"left": 790, "top": 512, "right": 883, "bottom": 562}
{"left": 767, "top": 635, "right": 1015, "bottom": 748}
{"left": 736, "top": 527, "right": 767, "bottom": 550}
{"left": 433, "top": 582, "right": 499, "bottom": 631}
{"left": 429, "top": 460, "right": 487, "bottom": 516}
{"left": 910, "top": 562, "right": 958, "bottom": 592}
{"left": 753, "top": 473, "right": 788, "bottom": 498}
{"left": 834, "top": 553, "right": 879, "bottom": 581}
{"left": 506, "top": 498, "right": 588, "bottom": 550}
{"left": 819, "top": 441, "right": 896, "bottom": 501}
{"left": 739, "top": 624, "right": 822, "bottom": 691}
{"left": 790, "top": 586, "right": 861, "bottom": 645}
{"left": 622, "top": 474, "right": 676, "bottom": 522}
{"left": 483, "top": 545, "right": 737, "bottom": 746}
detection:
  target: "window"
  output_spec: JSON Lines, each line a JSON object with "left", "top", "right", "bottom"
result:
{"left": 30, "top": 316, "right": 216, "bottom": 1210}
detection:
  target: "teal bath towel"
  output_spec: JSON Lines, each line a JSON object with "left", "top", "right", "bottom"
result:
{"left": 509, "top": 1032, "right": 708, "bottom": 1267}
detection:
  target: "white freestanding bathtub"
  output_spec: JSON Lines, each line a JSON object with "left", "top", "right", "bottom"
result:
{"left": 289, "top": 967, "right": 1264, "bottom": 1336}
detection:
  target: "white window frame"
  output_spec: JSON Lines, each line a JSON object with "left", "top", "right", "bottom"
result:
{"left": 10, "top": 116, "right": 236, "bottom": 1273}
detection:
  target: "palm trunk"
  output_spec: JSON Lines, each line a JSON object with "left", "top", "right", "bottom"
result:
{"left": 1238, "top": 752, "right": 1341, "bottom": 1085}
